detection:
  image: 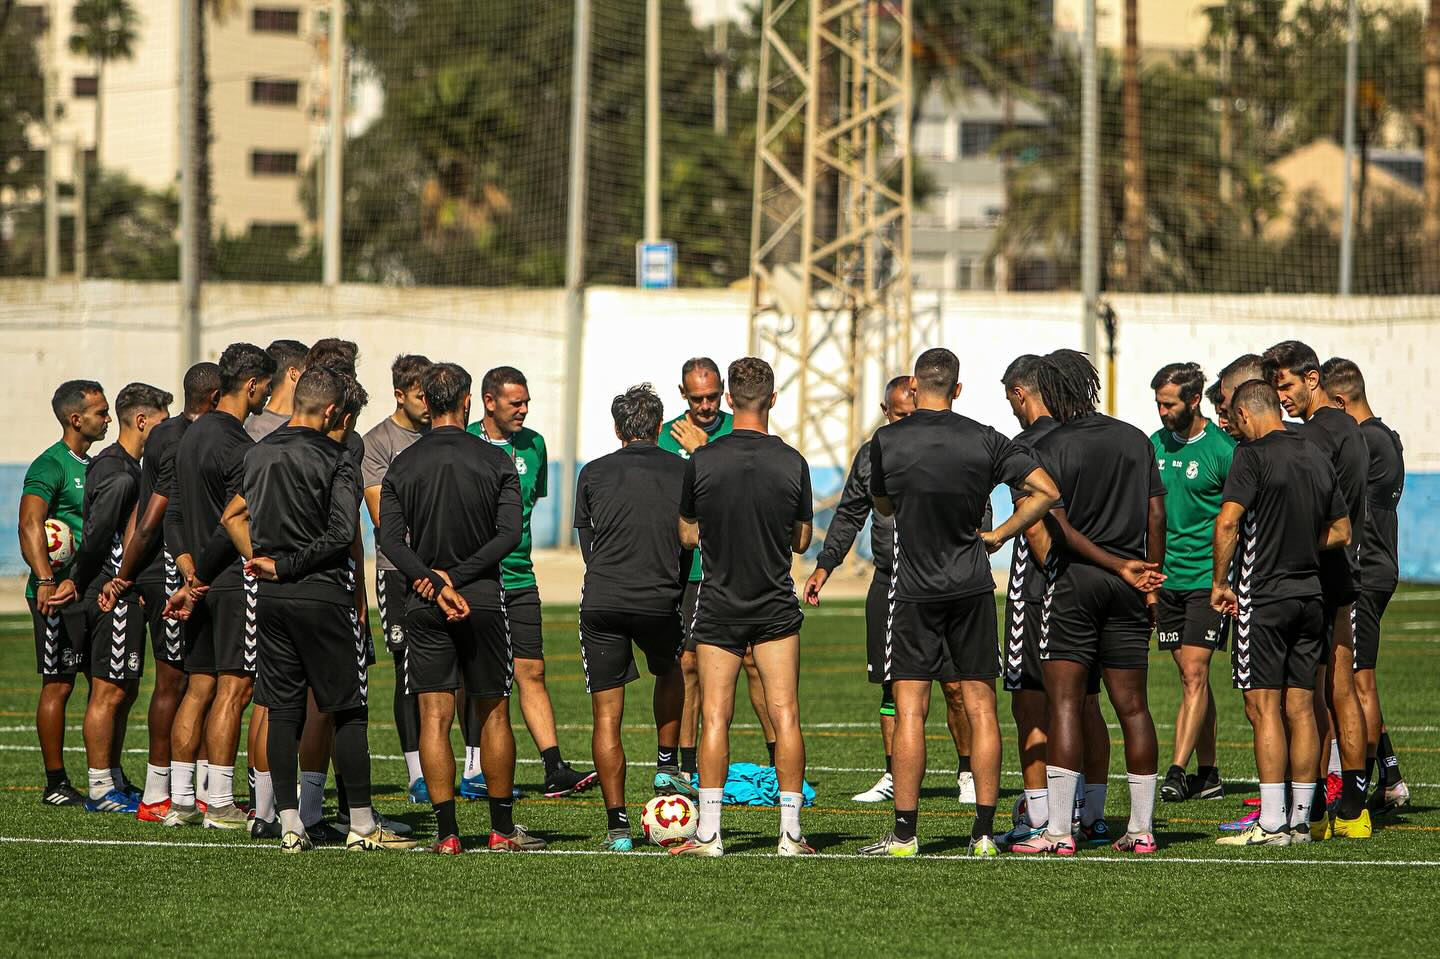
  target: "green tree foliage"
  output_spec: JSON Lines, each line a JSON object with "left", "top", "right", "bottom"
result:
{"left": 0, "top": 0, "right": 45, "bottom": 275}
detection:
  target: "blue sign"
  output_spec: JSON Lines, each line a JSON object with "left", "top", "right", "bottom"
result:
{"left": 636, "top": 240, "right": 677, "bottom": 289}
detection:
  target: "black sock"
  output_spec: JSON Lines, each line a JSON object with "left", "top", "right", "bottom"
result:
{"left": 1197, "top": 764, "right": 1218, "bottom": 782}
{"left": 45, "top": 768, "right": 67, "bottom": 790}
{"left": 1339, "top": 769, "right": 1366, "bottom": 819}
{"left": 489, "top": 795, "right": 515, "bottom": 835}
{"left": 894, "top": 808, "right": 918, "bottom": 842}
{"left": 972, "top": 803, "right": 996, "bottom": 840}
{"left": 606, "top": 806, "right": 630, "bottom": 832}
{"left": 331, "top": 709, "right": 372, "bottom": 812}
{"left": 680, "top": 747, "right": 697, "bottom": 775}
{"left": 1166, "top": 763, "right": 1186, "bottom": 781}
{"left": 884, "top": 754, "right": 892, "bottom": 774}
{"left": 540, "top": 746, "right": 563, "bottom": 774}
{"left": 433, "top": 798, "right": 458, "bottom": 839}
{"left": 334, "top": 771, "right": 350, "bottom": 815}
{"left": 766, "top": 741, "right": 776, "bottom": 766}
{"left": 1364, "top": 756, "right": 1376, "bottom": 792}
{"left": 957, "top": 754, "right": 971, "bottom": 774}
{"left": 657, "top": 745, "right": 677, "bottom": 769}
{"left": 1378, "top": 731, "right": 1401, "bottom": 786}
{"left": 1310, "top": 782, "right": 1328, "bottom": 822}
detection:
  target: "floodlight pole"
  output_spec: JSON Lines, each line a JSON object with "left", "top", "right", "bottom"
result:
{"left": 322, "top": 0, "right": 344, "bottom": 288}
{"left": 1339, "top": 0, "right": 1358, "bottom": 295}
{"left": 179, "top": 0, "right": 201, "bottom": 365}
{"left": 43, "top": 0, "right": 59, "bottom": 280}
{"left": 559, "top": 0, "right": 593, "bottom": 549}
{"left": 1080, "top": 0, "right": 1100, "bottom": 359}
{"left": 645, "top": 0, "right": 662, "bottom": 243}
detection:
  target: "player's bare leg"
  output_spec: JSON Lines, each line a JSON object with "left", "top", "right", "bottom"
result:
{"left": 1011, "top": 687, "right": 1049, "bottom": 828}
{"left": 37, "top": 676, "right": 79, "bottom": 778}
{"left": 298, "top": 695, "right": 335, "bottom": 830}
{"left": 1101, "top": 666, "right": 1158, "bottom": 848}
{"left": 956, "top": 679, "right": 1000, "bottom": 839}
{"left": 679, "top": 649, "right": 701, "bottom": 774}
{"left": 1327, "top": 607, "right": 1370, "bottom": 825}
{"left": 81, "top": 676, "right": 130, "bottom": 806}
{"left": 742, "top": 650, "right": 776, "bottom": 763}
{"left": 200, "top": 672, "right": 253, "bottom": 824}
{"left": 942, "top": 680, "right": 974, "bottom": 801}
{"left": 1080, "top": 692, "right": 1112, "bottom": 833}
{"left": 1171, "top": 645, "right": 1217, "bottom": 774}
{"left": 750, "top": 635, "right": 810, "bottom": 853}
{"left": 679, "top": 644, "right": 743, "bottom": 854}
{"left": 591, "top": 686, "right": 627, "bottom": 812}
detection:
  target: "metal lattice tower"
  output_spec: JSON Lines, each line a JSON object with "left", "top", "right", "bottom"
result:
{"left": 748, "top": 0, "right": 916, "bottom": 486}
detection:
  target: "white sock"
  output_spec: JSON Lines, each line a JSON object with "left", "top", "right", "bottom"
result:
{"left": 300, "top": 770, "right": 327, "bottom": 827}
{"left": 1072, "top": 774, "right": 1086, "bottom": 824}
{"left": 252, "top": 771, "right": 276, "bottom": 822}
{"left": 698, "top": 787, "right": 724, "bottom": 843}
{"left": 280, "top": 808, "right": 305, "bottom": 836}
{"left": 171, "top": 761, "right": 196, "bottom": 806}
{"left": 1259, "top": 782, "right": 1287, "bottom": 833}
{"left": 779, "top": 790, "right": 803, "bottom": 840}
{"left": 1082, "top": 782, "right": 1108, "bottom": 828}
{"left": 404, "top": 751, "right": 424, "bottom": 785}
{"left": 1126, "top": 773, "right": 1157, "bottom": 836}
{"left": 110, "top": 766, "right": 128, "bottom": 791}
{"left": 1024, "top": 788, "right": 1049, "bottom": 828}
{"left": 464, "top": 746, "right": 483, "bottom": 780}
{"left": 88, "top": 767, "right": 114, "bottom": 801}
{"left": 1045, "top": 766, "right": 1081, "bottom": 839}
{"left": 348, "top": 805, "right": 376, "bottom": 836}
{"left": 1289, "top": 781, "right": 1315, "bottom": 829}
{"left": 209, "top": 765, "right": 235, "bottom": 808}
{"left": 143, "top": 763, "right": 169, "bottom": 805}
{"left": 1328, "top": 739, "right": 1341, "bottom": 776}
{"left": 195, "top": 759, "right": 210, "bottom": 804}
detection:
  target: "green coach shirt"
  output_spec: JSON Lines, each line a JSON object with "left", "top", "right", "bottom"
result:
{"left": 467, "top": 423, "right": 546, "bottom": 590}
{"left": 1151, "top": 421, "right": 1235, "bottom": 592}
{"left": 21, "top": 440, "right": 90, "bottom": 599}
{"left": 658, "top": 409, "right": 733, "bottom": 583}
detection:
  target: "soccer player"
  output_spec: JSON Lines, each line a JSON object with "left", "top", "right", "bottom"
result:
{"left": 668, "top": 358, "right": 814, "bottom": 857}
{"left": 1262, "top": 339, "right": 1371, "bottom": 837}
{"left": 19, "top": 380, "right": 110, "bottom": 806}
{"left": 466, "top": 366, "right": 594, "bottom": 797}
{"left": 1211, "top": 380, "right": 1351, "bottom": 847}
{"left": 362, "top": 354, "right": 432, "bottom": 803}
{"left": 100, "top": 363, "right": 221, "bottom": 822}
{"left": 379, "top": 362, "right": 535, "bottom": 854}
{"left": 574, "top": 385, "right": 693, "bottom": 849}
{"left": 1012, "top": 350, "right": 1167, "bottom": 856}
{"left": 856, "top": 348, "right": 1058, "bottom": 858}
{"left": 1150, "top": 362, "right": 1235, "bottom": 802}
{"left": 245, "top": 339, "right": 308, "bottom": 441}
{"left": 161, "top": 342, "right": 277, "bottom": 829}
{"left": 1319, "top": 357, "right": 1410, "bottom": 812}
{"left": 658, "top": 357, "right": 776, "bottom": 776}
{"left": 58, "top": 384, "right": 172, "bottom": 812}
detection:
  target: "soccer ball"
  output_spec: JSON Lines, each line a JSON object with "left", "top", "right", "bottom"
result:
{"left": 642, "top": 794, "right": 698, "bottom": 847}
{"left": 44, "top": 519, "right": 74, "bottom": 569}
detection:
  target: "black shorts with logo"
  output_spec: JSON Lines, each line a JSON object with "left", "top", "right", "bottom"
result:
{"left": 184, "top": 573, "right": 260, "bottom": 675}
{"left": 30, "top": 596, "right": 86, "bottom": 677}
{"left": 1232, "top": 596, "right": 1324, "bottom": 691}
{"left": 136, "top": 552, "right": 185, "bottom": 666}
{"left": 1002, "top": 591, "right": 1046, "bottom": 693}
{"left": 377, "top": 568, "right": 409, "bottom": 653}
{"left": 681, "top": 580, "right": 701, "bottom": 653}
{"left": 1039, "top": 561, "right": 1150, "bottom": 671}
{"left": 253, "top": 596, "right": 368, "bottom": 715}
{"left": 83, "top": 583, "right": 147, "bottom": 682}
{"left": 405, "top": 601, "right": 513, "bottom": 699}
{"left": 1155, "top": 587, "right": 1229, "bottom": 652}
{"left": 579, "top": 608, "right": 683, "bottom": 693}
{"left": 1319, "top": 557, "right": 1359, "bottom": 646}
{"left": 689, "top": 609, "right": 803, "bottom": 657}
{"left": 506, "top": 586, "right": 544, "bottom": 661}
{"left": 1351, "top": 587, "right": 1392, "bottom": 672}
{"left": 885, "top": 592, "right": 998, "bottom": 683}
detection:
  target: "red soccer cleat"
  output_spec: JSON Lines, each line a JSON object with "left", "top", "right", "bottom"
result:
{"left": 430, "top": 834, "right": 463, "bottom": 856}
{"left": 1325, "top": 773, "right": 1343, "bottom": 809}
{"left": 1243, "top": 797, "right": 1261, "bottom": 809}
{"left": 137, "top": 799, "right": 171, "bottom": 823}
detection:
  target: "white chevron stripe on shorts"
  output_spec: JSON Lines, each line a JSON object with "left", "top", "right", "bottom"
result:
{"left": 350, "top": 608, "right": 368, "bottom": 705}
{"left": 163, "top": 551, "right": 182, "bottom": 659}
{"left": 500, "top": 588, "right": 514, "bottom": 696}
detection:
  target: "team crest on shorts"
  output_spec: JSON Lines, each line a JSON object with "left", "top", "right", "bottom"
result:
{"left": 390, "top": 624, "right": 404, "bottom": 645}
{"left": 1186, "top": 461, "right": 1199, "bottom": 479}
{"left": 61, "top": 649, "right": 79, "bottom": 668}
{"left": 128, "top": 652, "right": 140, "bottom": 671}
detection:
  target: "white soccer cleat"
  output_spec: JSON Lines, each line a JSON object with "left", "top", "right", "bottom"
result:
{"left": 777, "top": 833, "right": 816, "bottom": 856}
{"left": 668, "top": 834, "right": 724, "bottom": 857}
{"left": 957, "top": 771, "right": 976, "bottom": 804}
{"left": 852, "top": 772, "right": 894, "bottom": 803}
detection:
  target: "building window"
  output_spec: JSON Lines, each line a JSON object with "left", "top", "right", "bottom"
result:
{"left": 16, "top": 5, "right": 48, "bottom": 32}
{"left": 251, "top": 150, "right": 300, "bottom": 176}
{"left": 252, "top": 7, "right": 301, "bottom": 34}
{"left": 73, "top": 75, "right": 99, "bottom": 98}
{"left": 959, "top": 121, "right": 1003, "bottom": 158}
{"left": 914, "top": 119, "right": 951, "bottom": 160}
{"left": 249, "top": 222, "right": 300, "bottom": 244}
{"left": 251, "top": 78, "right": 300, "bottom": 106}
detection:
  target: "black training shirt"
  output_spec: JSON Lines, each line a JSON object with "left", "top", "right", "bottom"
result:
{"left": 73, "top": 443, "right": 141, "bottom": 594}
{"left": 1358, "top": 417, "right": 1404, "bottom": 592}
{"left": 679, "top": 430, "right": 812, "bottom": 624}
{"left": 1296, "top": 405, "right": 1368, "bottom": 585}
{"left": 816, "top": 439, "right": 893, "bottom": 579}
{"left": 1007, "top": 415, "right": 1058, "bottom": 602}
{"left": 869, "top": 409, "right": 1035, "bottom": 602}
{"left": 133, "top": 413, "right": 189, "bottom": 584}
{"left": 242, "top": 425, "right": 361, "bottom": 605}
{"left": 574, "top": 442, "right": 690, "bottom": 613}
{"left": 169, "top": 410, "right": 253, "bottom": 590}
{"left": 378, "top": 426, "right": 522, "bottom": 610}
{"left": 1222, "top": 429, "right": 1348, "bottom": 604}
{"left": 1031, "top": 413, "right": 1165, "bottom": 564}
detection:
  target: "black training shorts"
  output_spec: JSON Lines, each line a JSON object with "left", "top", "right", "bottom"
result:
{"left": 405, "top": 601, "right": 513, "bottom": 699}
{"left": 884, "top": 592, "right": 997, "bottom": 683}
{"left": 1351, "top": 588, "right": 1392, "bottom": 672}
{"left": 184, "top": 573, "right": 259, "bottom": 675}
{"left": 136, "top": 553, "right": 184, "bottom": 666}
{"left": 1155, "top": 587, "right": 1229, "bottom": 652}
{"left": 1039, "top": 561, "right": 1150, "bottom": 671}
{"left": 30, "top": 597, "right": 86, "bottom": 677}
{"left": 506, "top": 586, "right": 544, "bottom": 661}
{"left": 689, "top": 609, "right": 803, "bottom": 657}
{"left": 376, "top": 568, "right": 409, "bottom": 653}
{"left": 579, "top": 608, "right": 683, "bottom": 693}
{"left": 253, "top": 596, "right": 368, "bottom": 714}
{"left": 83, "top": 583, "right": 147, "bottom": 682}
{"left": 1232, "top": 596, "right": 1324, "bottom": 691}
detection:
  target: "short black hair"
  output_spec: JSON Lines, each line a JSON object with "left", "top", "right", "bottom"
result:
{"left": 1001, "top": 354, "right": 1045, "bottom": 392}
{"left": 338, "top": 369, "right": 369, "bottom": 419}
{"left": 1219, "top": 353, "right": 1266, "bottom": 388}
{"left": 115, "top": 382, "right": 173, "bottom": 422}
{"left": 1151, "top": 362, "right": 1206, "bottom": 403}
{"left": 51, "top": 380, "right": 104, "bottom": 423}
{"left": 481, "top": 366, "right": 527, "bottom": 400}
{"left": 266, "top": 339, "right": 309, "bottom": 375}
{"left": 1262, "top": 340, "right": 1321, "bottom": 382}
{"left": 1037, "top": 349, "right": 1100, "bottom": 423}
{"left": 611, "top": 383, "right": 665, "bottom": 442}
{"left": 305, "top": 338, "right": 359, "bottom": 375}
{"left": 885, "top": 374, "right": 911, "bottom": 396}
{"left": 1232, "top": 379, "right": 1283, "bottom": 418}
{"left": 681, "top": 357, "right": 722, "bottom": 383}
{"left": 422, "top": 363, "right": 472, "bottom": 416}
{"left": 914, "top": 347, "right": 960, "bottom": 394}
{"left": 217, "top": 342, "right": 278, "bottom": 394}
{"left": 726, "top": 357, "right": 775, "bottom": 411}
{"left": 183, "top": 362, "right": 221, "bottom": 410}
{"left": 1205, "top": 379, "right": 1223, "bottom": 410}
{"left": 293, "top": 366, "right": 347, "bottom": 416}
{"left": 1319, "top": 357, "right": 1366, "bottom": 403}
{"left": 391, "top": 354, "right": 432, "bottom": 392}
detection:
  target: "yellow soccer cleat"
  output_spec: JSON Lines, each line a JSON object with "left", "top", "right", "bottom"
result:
{"left": 1332, "top": 808, "right": 1372, "bottom": 839}
{"left": 1309, "top": 816, "right": 1333, "bottom": 842}
{"left": 346, "top": 824, "right": 420, "bottom": 851}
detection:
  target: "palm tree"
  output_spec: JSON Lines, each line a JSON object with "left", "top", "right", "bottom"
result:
{"left": 1425, "top": 0, "right": 1440, "bottom": 288}
{"left": 1122, "top": 0, "right": 1146, "bottom": 290}
{"left": 69, "top": 0, "right": 138, "bottom": 168}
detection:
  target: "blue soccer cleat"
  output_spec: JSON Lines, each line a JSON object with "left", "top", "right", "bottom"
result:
{"left": 460, "top": 772, "right": 521, "bottom": 800}
{"left": 84, "top": 788, "right": 140, "bottom": 814}
{"left": 407, "top": 777, "right": 431, "bottom": 805}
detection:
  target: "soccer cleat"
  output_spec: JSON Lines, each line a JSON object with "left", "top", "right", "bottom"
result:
{"left": 1325, "top": 772, "right": 1343, "bottom": 811}
{"left": 1079, "top": 819, "right": 1112, "bottom": 844}
{"left": 600, "top": 830, "right": 634, "bottom": 852}
{"left": 1188, "top": 772, "right": 1225, "bottom": 801}
{"left": 248, "top": 816, "right": 281, "bottom": 840}
{"left": 116, "top": 780, "right": 142, "bottom": 802}
{"left": 407, "top": 777, "right": 431, "bottom": 805}
{"left": 460, "top": 771, "right": 522, "bottom": 800}
{"left": 41, "top": 782, "right": 86, "bottom": 807}
{"left": 543, "top": 762, "right": 599, "bottom": 799}
{"left": 430, "top": 834, "right": 463, "bottom": 856}
{"left": 1216, "top": 824, "right": 1290, "bottom": 847}
{"left": 1384, "top": 780, "right": 1412, "bottom": 812}
{"left": 339, "top": 807, "right": 414, "bottom": 838}
{"left": 669, "top": 834, "right": 725, "bottom": 857}
{"left": 997, "top": 821, "right": 1046, "bottom": 848}
{"left": 1160, "top": 769, "right": 1191, "bottom": 803}
{"left": 346, "top": 824, "right": 420, "bottom": 851}
{"left": 1111, "top": 832, "right": 1158, "bottom": 854}
{"left": 1289, "top": 826, "right": 1313, "bottom": 844}
{"left": 654, "top": 767, "right": 699, "bottom": 800}
{"left": 1332, "top": 808, "right": 1372, "bottom": 839}
{"left": 280, "top": 831, "right": 314, "bottom": 854}
{"left": 957, "top": 771, "right": 977, "bottom": 804}
{"left": 851, "top": 772, "right": 895, "bottom": 803}
{"left": 305, "top": 820, "right": 349, "bottom": 846}
{"left": 1242, "top": 797, "right": 1262, "bottom": 808}
{"left": 202, "top": 802, "right": 249, "bottom": 830}
{"left": 488, "top": 824, "right": 547, "bottom": 852}
{"left": 857, "top": 832, "right": 918, "bottom": 857}
{"left": 1310, "top": 815, "right": 1333, "bottom": 842}
{"left": 162, "top": 803, "right": 202, "bottom": 827}
{"left": 84, "top": 788, "right": 139, "bottom": 814}
{"left": 777, "top": 833, "right": 816, "bottom": 856}
{"left": 967, "top": 835, "right": 999, "bottom": 857}
{"left": 136, "top": 799, "right": 171, "bottom": 823}
{"left": 1009, "top": 832, "right": 1076, "bottom": 856}
{"left": 1219, "top": 809, "right": 1261, "bottom": 832}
